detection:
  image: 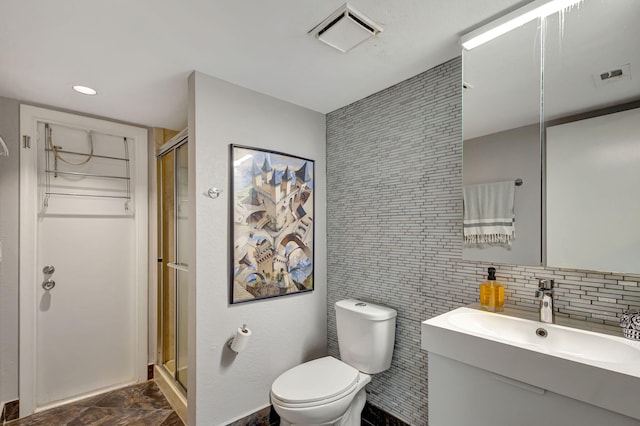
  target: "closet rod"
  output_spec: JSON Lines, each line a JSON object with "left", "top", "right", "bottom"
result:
{"left": 45, "top": 148, "right": 129, "bottom": 162}
{"left": 44, "top": 170, "right": 130, "bottom": 180}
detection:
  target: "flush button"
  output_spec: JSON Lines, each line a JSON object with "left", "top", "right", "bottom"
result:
{"left": 356, "top": 302, "right": 367, "bottom": 307}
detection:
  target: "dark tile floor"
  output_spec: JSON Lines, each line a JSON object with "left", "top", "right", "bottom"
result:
{"left": 226, "top": 405, "right": 280, "bottom": 426}
{"left": 6, "top": 381, "right": 183, "bottom": 426}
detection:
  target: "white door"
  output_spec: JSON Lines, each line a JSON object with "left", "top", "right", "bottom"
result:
{"left": 19, "top": 106, "right": 148, "bottom": 415}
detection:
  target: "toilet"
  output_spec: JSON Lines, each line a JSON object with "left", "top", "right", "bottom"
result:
{"left": 270, "top": 299, "right": 397, "bottom": 426}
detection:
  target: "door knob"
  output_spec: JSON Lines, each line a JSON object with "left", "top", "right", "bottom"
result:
{"left": 43, "top": 265, "right": 55, "bottom": 274}
{"left": 42, "top": 279, "right": 56, "bottom": 290}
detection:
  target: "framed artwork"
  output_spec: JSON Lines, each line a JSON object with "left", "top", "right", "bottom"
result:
{"left": 230, "top": 145, "right": 315, "bottom": 304}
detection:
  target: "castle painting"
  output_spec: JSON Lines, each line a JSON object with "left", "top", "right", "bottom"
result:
{"left": 230, "top": 145, "right": 314, "bottom": 303}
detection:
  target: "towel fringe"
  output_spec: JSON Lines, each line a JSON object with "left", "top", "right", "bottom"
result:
{"left": 465, "top": 233, "right": 513, "bottom": 245}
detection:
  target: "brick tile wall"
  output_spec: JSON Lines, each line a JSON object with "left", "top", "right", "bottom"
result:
{"left": 326, "top": 56, "right": 640, "bottom": 425}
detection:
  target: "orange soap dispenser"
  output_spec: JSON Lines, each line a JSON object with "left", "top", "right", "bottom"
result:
{"left": 480, "top": 267, "right": 504, "bottom": 312}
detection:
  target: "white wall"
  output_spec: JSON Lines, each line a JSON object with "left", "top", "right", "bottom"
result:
{"left": 187, "top": 71, "right": 327, "bottom": 425}
{"left": 0, "top": 96, "right": 20, "bottom": 405}
{"left": 463, "top": 124, "right": 541, "bottom": 266}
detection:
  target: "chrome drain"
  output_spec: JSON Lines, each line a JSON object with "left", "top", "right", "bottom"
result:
{"left": 535, "top": 328, "right": 548, "bottom": 338}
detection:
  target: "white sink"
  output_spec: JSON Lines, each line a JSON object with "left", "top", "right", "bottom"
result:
{"left": 422, "top": 307, "right": 640, "bottom": 420}
{"left": 442, "top": 308, "right": 640, "bottom": 367}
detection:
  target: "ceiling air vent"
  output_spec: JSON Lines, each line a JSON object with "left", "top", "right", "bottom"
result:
{"left": 309, "top": 4, "right": 383, "bottom": 53}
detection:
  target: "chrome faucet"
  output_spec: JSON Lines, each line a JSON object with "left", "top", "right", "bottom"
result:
{"left": 535, "top": 279, "right": 555, "bottom": 323}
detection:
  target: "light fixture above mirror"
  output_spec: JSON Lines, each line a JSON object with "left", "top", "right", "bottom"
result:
{"left": 461, "top": 0, "right": 583, "bottom": 51}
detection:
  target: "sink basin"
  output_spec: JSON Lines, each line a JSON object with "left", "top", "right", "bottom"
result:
{"left": 443, "top": 308, "right": 640, "bottom": 366}
{"left": 422, "top": 306, "right": 640, "bottom": 420}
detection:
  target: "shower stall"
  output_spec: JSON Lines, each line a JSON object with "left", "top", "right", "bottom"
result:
{"left": 156, "top": 129, "right": 189, "bottom": 405}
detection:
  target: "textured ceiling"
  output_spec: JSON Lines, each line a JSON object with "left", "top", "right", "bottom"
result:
{"left": 0, "top": 0, "right": 522, "bottom": 130}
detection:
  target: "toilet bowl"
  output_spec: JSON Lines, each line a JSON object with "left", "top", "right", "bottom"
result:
{"left": 270, "top": 299, "right": 397, "bottom": 426}
{"left": 270, "top": 356, "right": 371, "bottom": 426}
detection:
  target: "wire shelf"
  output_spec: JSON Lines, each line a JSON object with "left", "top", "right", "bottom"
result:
{"left": 43, "top": 122, "right": 132, "bottom": 211}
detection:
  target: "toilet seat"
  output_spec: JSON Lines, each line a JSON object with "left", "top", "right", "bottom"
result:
{"left": 271, "top": 356, "right": 359, "bottom": 407}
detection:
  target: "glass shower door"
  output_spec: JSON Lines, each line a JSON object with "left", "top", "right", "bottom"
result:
{"left": 158, "top": 136, "right": 188, "bottom": 392}
{"left": 174, "top": 143, "right": 188, "bottom": 389}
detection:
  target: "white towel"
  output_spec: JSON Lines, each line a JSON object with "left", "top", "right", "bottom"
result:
{"left": 463, "top": 181, "right": 515, "bottom": 245}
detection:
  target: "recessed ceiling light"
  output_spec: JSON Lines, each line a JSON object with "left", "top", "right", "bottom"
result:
{"left": 72, "top": 85, "right": 97, "bottom": 96}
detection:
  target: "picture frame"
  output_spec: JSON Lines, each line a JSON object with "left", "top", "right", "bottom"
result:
{"left": 230, "top": 144, "right": 315, "bottom": 304}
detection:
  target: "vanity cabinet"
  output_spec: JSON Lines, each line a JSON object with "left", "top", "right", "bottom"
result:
{"left": 429, "top": 354, "right": 638, "bottom": 426}
{"left": 422, "top": 308, "right": 640, "bottom": 425}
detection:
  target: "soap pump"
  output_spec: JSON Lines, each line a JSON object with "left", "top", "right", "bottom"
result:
{"left": 480, "top": 267, "right": 504, "bottom": 312}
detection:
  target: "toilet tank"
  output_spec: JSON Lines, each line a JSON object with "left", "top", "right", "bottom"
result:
{"left": 335, "top": 299, "right": 397, "bottom": 374}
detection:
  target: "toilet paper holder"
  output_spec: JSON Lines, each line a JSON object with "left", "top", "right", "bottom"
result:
{"left": 227, "top": 323, "right": 252, "bottom": 353}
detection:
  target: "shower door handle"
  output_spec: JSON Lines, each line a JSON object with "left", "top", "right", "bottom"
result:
{"left": 42, "top": 279, "right": 56, "bottom": 291}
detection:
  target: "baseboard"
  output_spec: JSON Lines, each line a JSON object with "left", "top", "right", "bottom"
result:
{"left": 1, "top": 399, "right": 20, "bottom": 423}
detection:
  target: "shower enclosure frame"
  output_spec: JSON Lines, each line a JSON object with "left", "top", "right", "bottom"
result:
{"left": 156, "top": 129, "right": 189, "bottom": 395}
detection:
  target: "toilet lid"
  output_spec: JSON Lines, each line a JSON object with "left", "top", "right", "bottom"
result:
{"left": 271, "top": 356, "right": 359, "bottom": 404}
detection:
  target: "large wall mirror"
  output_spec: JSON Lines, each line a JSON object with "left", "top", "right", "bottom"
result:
{"left": 544, "top": 0, "right": 640, "bottom": 273}
{"left": 463, "top": 0, "right": 640, "bottom": 273}
{"left": 462, "top": 15, "right": 542, "bottom": 266}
